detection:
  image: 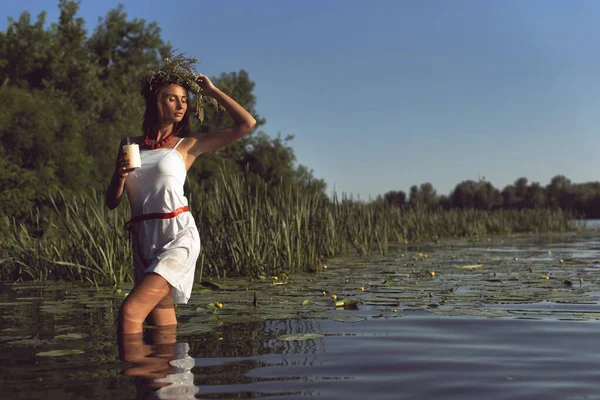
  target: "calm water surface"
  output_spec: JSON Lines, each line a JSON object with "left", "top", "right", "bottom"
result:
{"left": 583, "top": 219, "right": 600, "bottom": 230}
{"left": 2, "top": 230, "right": 600, "bottom": 399}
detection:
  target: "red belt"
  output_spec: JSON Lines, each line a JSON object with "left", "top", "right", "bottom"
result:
{"left": 124, "top": 206, "right": 189, "bottom": 230}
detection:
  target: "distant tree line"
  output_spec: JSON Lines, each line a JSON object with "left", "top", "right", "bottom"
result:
{"left": 380, "top": 176, "right": 600, "bottom": 218}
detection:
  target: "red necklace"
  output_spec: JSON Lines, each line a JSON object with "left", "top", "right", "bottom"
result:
{"left": 144, "top": 131, "right": 174, "bottom": 149}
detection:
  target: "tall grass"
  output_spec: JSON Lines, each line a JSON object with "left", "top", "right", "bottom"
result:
{"left": 0, "top": 172, "right": 576, "bottom": 284}
{"left": 1, "top": 190, "right": 132, "bottom": 286}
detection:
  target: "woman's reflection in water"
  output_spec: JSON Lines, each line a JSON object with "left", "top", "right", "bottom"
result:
{"left": 119, "top": 326, "right": 199, "bottom": 399}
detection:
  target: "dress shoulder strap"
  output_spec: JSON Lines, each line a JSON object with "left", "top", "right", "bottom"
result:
{"left": 172, "top": 138, "right": 184, "bottom": 150}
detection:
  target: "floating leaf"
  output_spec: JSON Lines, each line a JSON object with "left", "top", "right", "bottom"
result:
{"left": 54, "top": 333, "right": 88, "bottom": 341}
{"left": 279, "top": 333, "right": 324, "bottom": 341}
{"left": 334, "top": 298, "right": 360, "bottom": 308}
{"left": 302, "top": 300, "right": 313, "bottom": 306}
{"left": 455, "top": 264, "right": 484, "bottom": 269}
{"left": 429, "top": 308, "right": 507, "bottom": 318}
{"left": 36, "top": 349, "right": 84, "bottom": 357}
{"left": 176, "top": 323, "right": 214, "bottom": 336}
{"left": 262, "top": 313, "right": 296, "bottom": 320}
{"left": 328, "top": 314, "right": 366, "bottom": 323}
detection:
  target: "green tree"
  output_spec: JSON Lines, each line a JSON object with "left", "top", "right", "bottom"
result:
{"left": 295, "top": 164, "right": 327, "bottom": 194}
{"left": 0, "top": 10, "right": 52, "bottom": 89}
{"left": 0, "top": 86, "right": 93, "bottom": 217}
{"left": 86, "top": 3, "right": 171, "bottom": 181}
{"left": 238, "top": 132, "right": 296, "bottom": 187}
{"left": 450, "top": 180, "right": 479, "bottom": 208}
{"left": 524, "top": 182, "right": 546, "bottom": 208}
{"left": 383, "top": 190, "right": 407, "bottom": 208}
{"left": 546, "top": 175, "right": 572, "bottom": 209}
{"left": 449, "top": 179, "right": 501, "bottom": 210}
{"left": 409, "top": 182, "right": 439, "bottom": 209}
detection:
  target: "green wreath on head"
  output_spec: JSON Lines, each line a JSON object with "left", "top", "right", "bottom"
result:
{"left": 139, "top": 52, "right": 222, "bottom": 124}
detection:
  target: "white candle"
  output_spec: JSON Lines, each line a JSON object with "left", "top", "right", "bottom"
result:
{"left": 122, "top": 139, "right": 141, "bottom": 169}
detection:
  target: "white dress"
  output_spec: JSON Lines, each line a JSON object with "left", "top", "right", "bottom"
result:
{"left": 125, "top": 138, "right": 200, "bottom": 304}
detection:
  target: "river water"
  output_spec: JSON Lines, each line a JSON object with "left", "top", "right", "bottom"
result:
{"left": 2, "top": 228, "right": 600, "bottom": 399}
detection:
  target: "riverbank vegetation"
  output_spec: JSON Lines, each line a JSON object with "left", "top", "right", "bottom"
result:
{"left": 0, "top": 1, "right": 591, "bottom": 284}
{"left": 1, "top": 172, "right": 576, "bottom": 284}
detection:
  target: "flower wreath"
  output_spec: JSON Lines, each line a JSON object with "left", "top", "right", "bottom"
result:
{"left": 139, "top": 53, "right": 222, "bottom": 124}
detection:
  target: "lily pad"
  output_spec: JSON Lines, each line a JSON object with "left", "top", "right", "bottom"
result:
{"left": 177, "top": 323, "right": 214, "bottom": 336}
{"left": 84, "top": 301, "right": 112, "bottom": 308}
{"left": 455, "top": 264, "right": 484, "bottom": 269}
{"left": 36, "top": 349, "right": 84, "bottom": 357}
{"left": 54, "top": 333, "right": 88, "bottom": 341}
{"left": 328, "top": 314, "right": 366, "bottom": 323}
{"left": 429, "top": 308, "right": 508, "bottom": 318}
{"left": 261, "top": 313, "right": 297, "bottom": 320}
{"left": 278, "top": 333, "right": 324, "bottom": 341}
{"left": 334, "top": 298, "right": 360, "bottom": 308}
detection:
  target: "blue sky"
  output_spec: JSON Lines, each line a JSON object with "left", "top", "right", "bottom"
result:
{"left": 3, "top": 1, "right": 600, "bottom": 199}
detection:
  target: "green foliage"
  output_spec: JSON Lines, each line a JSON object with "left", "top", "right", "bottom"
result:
{"left": 1, "top": 190, "right": 132, "bottom": 284}
{"left": 193, "top": 169, "right": 329, "bottom": 278}
{"left": 0, "top": 174, "right": 576, "bottom": 283}
{"left": 0, "top": 152, "right": 41, "bottom": 220}
{"left": 0, "top": 0, "right": 169, "bottom": 198}
{"left": 199, "top": 69, "right": 266, "bottom": 134}
{"left": 448, "top": 180, "right": 502, "bottom": 210}
{"left": 409, "top": 183, "right": 439, "bottom": 209}
{"left": 239, "top": 132, "right": 297, "bottom": 187}
{"left": 0, "top": 86, "right": 93, "bottom": 218}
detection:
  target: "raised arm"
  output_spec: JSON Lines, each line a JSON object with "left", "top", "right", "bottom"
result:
{"left": 188, "top": 74, "right": 257, "bottom": 157}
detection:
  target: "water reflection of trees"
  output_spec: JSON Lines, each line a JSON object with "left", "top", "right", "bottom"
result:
{"left": 3, "top": 291, "right": 326, "bottom": 399}
{"left": 121, "top": 319, "right": 325, "bottom": 399}
{"left": 188, "top": 319, "right": 323, "bottom": 358}
{"left": 190, "top": 319, "right": 323, "bottom": 394}
{"left": 0, "top": 287, "right": 120, "bottom": 343}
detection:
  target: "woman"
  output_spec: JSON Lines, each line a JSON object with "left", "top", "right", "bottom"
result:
{"left": 106, "top": 55, "right": 256, "bottom": 336}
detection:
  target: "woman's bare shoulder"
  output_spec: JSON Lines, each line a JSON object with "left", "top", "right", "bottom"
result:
{"left": 174, "top": 134, "right": 197, "bottom": 152}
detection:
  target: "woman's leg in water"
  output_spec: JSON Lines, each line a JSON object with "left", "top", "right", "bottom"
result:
{"left": 118, "top": 272, "right": 173, "bottom": 335}
{"left": 147, "top": 289, "right": 177, "bottom": 327}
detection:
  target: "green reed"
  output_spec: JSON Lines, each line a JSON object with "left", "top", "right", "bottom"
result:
{"left": 0, "top": 190, "right": 132, "bottom": 286}
{"left": 0, "top": 173, "right": 577, "bottom": 284}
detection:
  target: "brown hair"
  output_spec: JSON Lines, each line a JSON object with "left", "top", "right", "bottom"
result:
{"left": 142, "top": 84, "right": 192, "bottom": 139}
